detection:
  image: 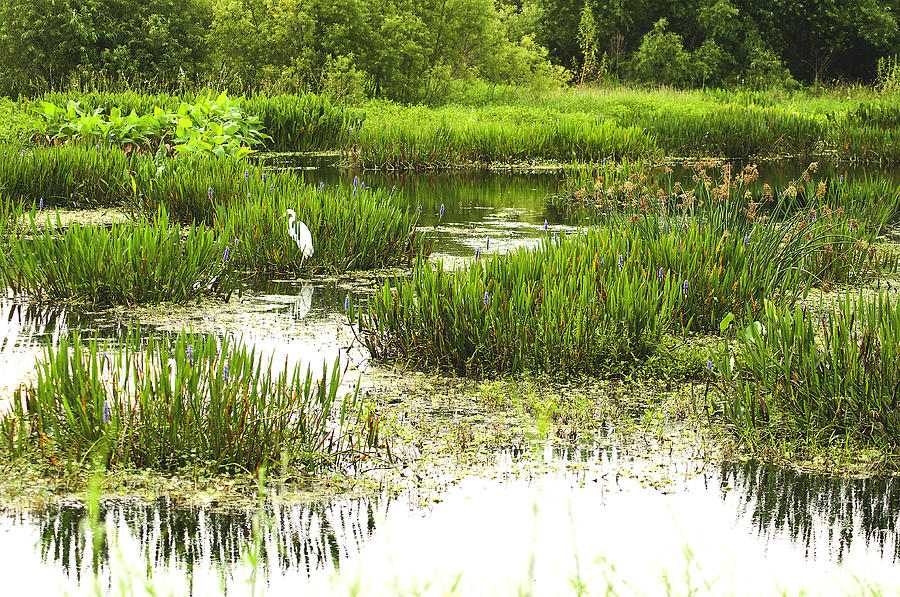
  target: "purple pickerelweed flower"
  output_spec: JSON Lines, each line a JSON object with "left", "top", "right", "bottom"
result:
{"left": 617, "top": 254, "right": 623, "bottom": 269}
{"left": 262, "top": 173, "right": 266, "bottom": 183}
{"left": 707, "top": 358, "right": 714, "bottom": 372}
{"left": 483, "top": 291, "right": 490, "bottom": 306}
{"left": 683, "top": 280, "right": 689, "bottom": 296}
{"left": 544, "top": 220, "right": 549, "bottom": 231}
{"left": 353, "top": 175, "right": 358, "bottom": 188}
{"left": 486, "top": 236, "right": 490, "bottom": 249}
{"left": 103, "top": 400, "right": 110, "bottom": 425}
{"left": 222, "top": 246, "right": 231, "bottom": 264}
{"left": 439, "top": 204, "right": 445, "bottom": 216}
{"left": 392, "top": 185, "right": 397, "bottom": 194}
{"left": 208, "top": 187, "right": 214, "bottom": 200}
{"left": 270, "top": 185, "right": 274, "bottom": 192}
{"left": 475, "top": 248, "right": 481, "bottom": 259}
{"left": 247, "top": 192, "right": 251, "bottom": 199}
{"left": 39, "top": 197, "right": 44, "bottom": 210}
{"left": 658, "top": 267, "right": 664, "bottom": 279}
{"left": 96, "top": 144, "right": 101, "bottom": 152}
{"left": 353, "top": 188, "right": 357, "bottom": 196}
{"left": 360, "top": 182, "right": 365, "bottom": 189}
{"left": 601, "top": 258, "right": 605, "bottom": 266}
{"left": 244, "top": 169, "right": 249, "bottom": 180}
{"left": 187, "top": 344, "right": 193, "bottom": 364}
{"left": 743, "top": 234, "right": 749, "bottom": 247}
{"left": 345, "top": 295, "right": 350, "bottom": 310}
{"left": 840, "top": 174, "right": 844, "bottom": 183}
{"left": 223, "top": 364, "right": 229, "bottom": 382}
{"left": 553, "top": 231, "right": 559, "bottom": 241}
{"left": 417, "top": 204, "right": 422, "bottom": 213}
{"left": 349, "top": 126, "right": 353, "bottom": 134}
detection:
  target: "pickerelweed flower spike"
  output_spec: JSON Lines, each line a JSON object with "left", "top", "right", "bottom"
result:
{"left": 208, "top": 187, "right": 213, "bottom": 200}
{"left": 658, "top": 267, "right": 664, "bottom": 279}
{"left": 601, "top": 258, "right": 605, "bottom": 266}
{"left": 353, "top": 175, "right": 358, "bottom": 188}
{"left": 224, "top": 364, "right": 230, "bottom": 382}
{"left": 475, "top": 248, "right": 481, "bottom": 259}
{"left": 683, "top": 280, "right": 689, "bottom": 295}
{"left": 617, "top": 254, "right": 623, "bottom": 269}
{"left": 840, "top": 174, "right": 844, "bottom": 183}
{"left": 222, "top": 247, "right": 231, "bottom": 264}
{"left": 483, "top": 291, "right": 490, "bottom": 306}
{"left": 344, "top": 295, "right": 350, "bottom": 310}
{"left": 544, "top": 220, "right": 549, "bottom": 231}
{"left": 262, "top": 173, "right": 266, "bottom": 183}
{"left": 103, "top": 401, "right": 110, "bottom": 425}
{"left": 39, "top": 197, "right": 43, "bottom": 210}
{"left": 486, "top": 236, "right": 490, "bottom": 249}
{"left": 440, "top": 204, "right": 445, "bottom": 216}
{"left": 707, "top": 358, "right": 714, "bottom": 372}
{"left": 187, "top": 344, "right": 193, "bottom": 364}
{"left": 244, "top": 169, "right": 249, "bottom": 180}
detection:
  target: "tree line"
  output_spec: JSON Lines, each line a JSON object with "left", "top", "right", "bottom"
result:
{"left": 1, "top": 0, "right": 898, "bottom": 101}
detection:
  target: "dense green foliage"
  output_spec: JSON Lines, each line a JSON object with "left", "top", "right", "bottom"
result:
{"left": 3, "top": 0, "right": 899, "bottom": 102}
{"left": 0, "top": 332, "right": 383, "bottom": 472}
{"left": 32, "top": 94, "right": 269, "bottom": 159}
{"left": 33, "top": 90, "right": 362, "bottom": 152}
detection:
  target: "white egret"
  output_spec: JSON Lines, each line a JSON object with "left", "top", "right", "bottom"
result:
{"left": 283, "top": 209, "right": 314, "bottom": 260}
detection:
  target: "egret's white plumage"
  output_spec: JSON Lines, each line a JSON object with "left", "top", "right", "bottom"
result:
{"left": 283, "top": 209, "right": 314, "bottom": 259}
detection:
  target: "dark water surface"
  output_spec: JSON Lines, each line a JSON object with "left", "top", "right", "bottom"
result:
{"left": 1, "top": 157, "right": 899, "bottom": 595}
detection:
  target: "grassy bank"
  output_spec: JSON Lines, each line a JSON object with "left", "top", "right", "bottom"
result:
{"left": 6, "top": 85, "right": 900, "bottom": 169}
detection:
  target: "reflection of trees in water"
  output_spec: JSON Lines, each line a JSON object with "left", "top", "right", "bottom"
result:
{"left": 32, "top": 496, "right": 383, "bottom": 582}
{"left": 0, "top": 300, "right": 71, "bottom": 352}
{"left": 720, "top": 460, "right": 900, "bottom": 563}
{"left": 0, "top": 299, "right": 133, "bottom": 352}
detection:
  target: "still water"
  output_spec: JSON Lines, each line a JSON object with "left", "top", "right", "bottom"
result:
{"left": 0, "top": 157, "right": 898, "bottom": 595}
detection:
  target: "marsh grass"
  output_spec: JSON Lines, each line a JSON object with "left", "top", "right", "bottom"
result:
{"left": 357, "top": 230, "right": 683, "bottom": 376}
{"left": 0, "top": 143, "right": 149, "bottom": 208}
{"left": 714, "top": 292, "right": 900, "bottom": 451}
{"left": 142, "top": 158, "right": 430, "bottom": 273}
{"left": 346, "top": 107, "right": 656, "bottom": 170}
{"left": 356, "top": 160, "right": 893, "bottom": 375}
{"left": 0, "top": 205, "right": 236, "bottom": 305}
{"left": 0, "top": 331, "right": 383, "bottom": 473}
{"left": 557, "top": 160, "right": 897, "bottom": 290}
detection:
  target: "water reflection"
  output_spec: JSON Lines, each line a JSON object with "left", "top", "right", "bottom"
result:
{"left": 721, "top": 460, "right": 900, "bottom": 563}
{"left": 28, "top": 496, "right": 383, "bottom": 582}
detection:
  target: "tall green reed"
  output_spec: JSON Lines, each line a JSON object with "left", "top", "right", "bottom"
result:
{"left": 0, "top": 205, "right": 236, "bottom": 305}
{"left": 0, "top": 144, "right": 150, "bottom": 208}
{"left": 714, "top": 292, "right": 900, "bottom": 450}
{"left": 0, "top": 331, "right": 383, "bottom": 473}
